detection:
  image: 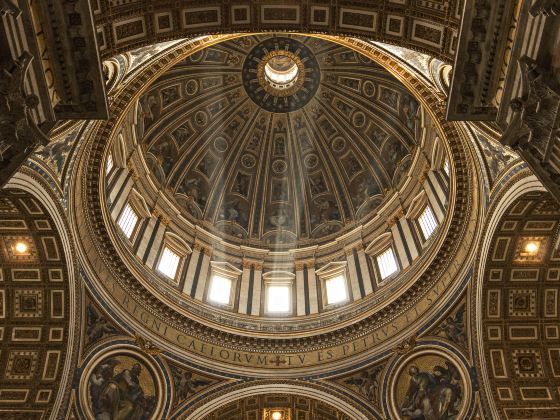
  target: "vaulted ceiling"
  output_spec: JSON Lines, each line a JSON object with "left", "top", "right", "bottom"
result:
{"left": 480, "top": 191, "right": 560, "bottom": 418}
{"left": 138, "top": 35, "right": 419, "bottom": 248}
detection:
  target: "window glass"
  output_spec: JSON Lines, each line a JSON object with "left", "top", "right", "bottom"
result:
{"left": 106, "top": 154, "right": 114, "bottom": 174}
{"left": 419, "top": 205, "right": 438, "bottom": 240}
{"left": 208, "top": 275, "right": 232, "bottom": 305}
{"left": 157, "top": 246, "right": 181, "bottom": 279}
{"left": 443, "top": 158, "right": 450, "bottom": 177}
{"left": 377, "top": 247, "right": 399, "bottom": 280}
{"left": 267, "top": 285, "right": 290, "bottom": 313}
{"left": 117, "top": 203, "right": 139, "bottom": 238}
{"left": 325, "top": 275, "right": 348, "bottom": 304}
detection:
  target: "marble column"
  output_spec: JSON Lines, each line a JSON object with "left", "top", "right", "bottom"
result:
{"left": 307, "top": 265, "right": 319, "bottom": 314}
{"left": 295, "top": 263, "right": 306, "bottom": 316}
{"left": 345, "top": 248, "right": 362, "bottom": 301}
{"left": 356, "top": 247, "right": 374, "bottom": 295}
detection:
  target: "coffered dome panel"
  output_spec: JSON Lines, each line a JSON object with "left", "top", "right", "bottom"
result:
{"left": 137, "top": 35, "right": 420, "bottom": 249}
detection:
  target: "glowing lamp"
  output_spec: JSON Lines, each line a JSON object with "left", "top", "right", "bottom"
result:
{"left": 15, "top": 242, "right": 28, "bottom": 254}
{"left": 525, "top": 242, "right": 539, "bottom": 254}
{"left": 271, "top": 412, "right": 283, "bottom": 420}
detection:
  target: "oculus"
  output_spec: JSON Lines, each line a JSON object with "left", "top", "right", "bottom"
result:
{"left": 242, "top": 37, "right": 320, "bottom": 112}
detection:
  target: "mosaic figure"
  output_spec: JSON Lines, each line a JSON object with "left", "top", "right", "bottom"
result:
{"left": 88, "top": 355, "right": 157, "bottom": 420}
{"left": 400, "top": 361, "right": 462, "bottom": 420}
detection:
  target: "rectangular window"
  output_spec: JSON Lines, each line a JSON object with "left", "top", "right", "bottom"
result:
{"left": 419, "top": 205, "right": 438, "bottom": 240}
{"left": 157, "top": 246, "right": 181, "bottom": 279}
{"left": 377, "top": 247, "right": 399, "bottom": 280}
{"left": 106, "top": 154, "right": 114, "bottom": 174}
{"left": 325, "top": 275, "right": 348, "bottom": 305}
{"left": 117, "top": 203, "right": 139, "bottom": 239}
{"left": 443, "top": 159, "right": 450, "bottom": 177}
{"left": 266, "top": 284, "right": 291, "bottom": 313}
{"left": 208, "top": 275, "right": 233, "bottom": 305}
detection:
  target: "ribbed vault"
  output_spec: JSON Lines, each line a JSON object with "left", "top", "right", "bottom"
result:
{"left": 138, "top": 35, "right": 419, "bottom": 248}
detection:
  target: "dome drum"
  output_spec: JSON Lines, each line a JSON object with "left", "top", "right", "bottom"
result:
{"left": 101, "top": 35, "right": 453, "bottom": 330}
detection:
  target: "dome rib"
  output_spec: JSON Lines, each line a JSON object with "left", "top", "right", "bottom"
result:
{"left": 137, "top": 35, "right": 421, "bottom": 247}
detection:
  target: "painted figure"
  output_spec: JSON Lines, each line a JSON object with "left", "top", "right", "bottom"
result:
{"left": 89, "top": 358, "right": 155, "bottom": 420}
{"left": 173, "top": 369, "right": 212, "bottom": 402}
{"left": 86, "top": 305, "right": 119, "bottom": 344}
{"left": 400, "top": 362, "right": 461, "bottom": 420}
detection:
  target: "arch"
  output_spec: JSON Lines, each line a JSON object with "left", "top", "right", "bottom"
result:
{"left": 4, "top": 169, "right": 81, "bottom": 419}
{"left": 365, "top": 232, "right": 393, "bottom": 255}
{"left": 127, "top": 188, "right": 151, "bottom": 218}
{"left": 406, "top": 189, "right": 429, "bottom": 219}
{"left": 71, "top": 33, "right": 482, "bottom": 377}
{"left": 180, "top": 381, "right": 378, "bottom": 419}
{"left": 163, "top": 231, "right": 193, "bottom": 256}
{"left": 473, "top": 171, "right": 547, "bottom": 419}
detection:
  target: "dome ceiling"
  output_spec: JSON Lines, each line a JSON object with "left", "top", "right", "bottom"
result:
{"left": 138, "top": 35, "right": 420, "bottom": 248}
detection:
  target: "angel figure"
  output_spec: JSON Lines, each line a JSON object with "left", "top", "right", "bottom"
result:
{"left": 173, "top": 369, "right": 212, "bottom": 401}
{"left": 86, "top": 305, "right": 119, "bottom": 343}
{"left": 432, "top": 304, "right": 467, "bottom": 347}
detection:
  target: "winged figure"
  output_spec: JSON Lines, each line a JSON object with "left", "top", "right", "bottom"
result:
{"left": 173, "top": 368, "right": 212, "bottom": 401}
{"left": 86, "top": 305, "right": 119, "bottom": 343}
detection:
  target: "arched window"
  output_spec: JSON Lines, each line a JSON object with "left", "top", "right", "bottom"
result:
{"left": 155, "top": 233, "right": 192, "bottom": 284}
{"left": 117, "top": 203, "right": 139, "bottom": 239}
{"left": 418, "top": 204, "right": 438, "bottom": 240}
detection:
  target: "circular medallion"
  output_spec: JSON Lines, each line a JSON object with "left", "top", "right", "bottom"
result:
{"left": 363, "top": 80, "right": 376, "bottom": 98}
{"left": 194, "top": 110, "right": 208, "bottom": 126}
{"left": 353, "top": 111, "right": 366, "bottom": 128}
{"left": 242, "top": 37, "right": 320, "bottom": 112}
{"left": 241, "top": 154, "right": 256, "bottom": 169}
{"left": 386, "top": 346, "right": 472, "bottom": 420}
{"left": 185, "top": 79, "right": 198, "bottom": 96}
{"left": 272, "top": 159, "right": 288, "bottom": 174}
{"left": 332, "top": 137, "right": 346, "bottom": 152}
{"left": 80, "top": 348, "right": 166, "bottom": 420}
{"left": 214, "top": 137, "right": 228, "bottom": 153}
{"left": 189, "top": 50, "right": 204, "bottom": 63}
{"left": 304, "top": 153, "right": 319, "bottom": 169}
